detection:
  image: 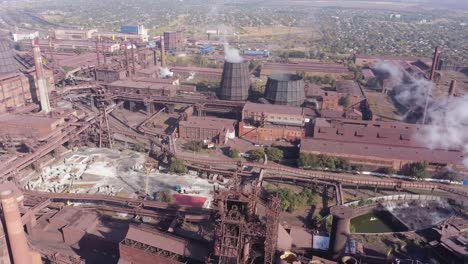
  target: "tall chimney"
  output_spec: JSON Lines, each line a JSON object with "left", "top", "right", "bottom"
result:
{"left": 101, "top": 40, "right": 107, "bottom": 66}
{"left": 160, "top": 36, "right": 166, "bottom": 67}
{"left": 32, "top": 39, "right": 51, "bottom": 113}
{"left": 0, "top": 189, "right": 32, "bottom": 264}
{"left": 0, "top": 220, "right": 11, "bottom": 264}
{"left": 429, "top": 47, "right": 441, "bottom": 81}
{"left": 124, "top": 42, "right": 130, "bottom": 75}
{"left": 95, "top": 39, "right": 100, "bottom": 67}
{"left": 153, "top": 49, "right": 157, "bottom": 66}
{"left": 131, "top": 42, "right": 136, "bottom": 75}
{"left": 449, "top": 80, "right": 456, "bottom": 97}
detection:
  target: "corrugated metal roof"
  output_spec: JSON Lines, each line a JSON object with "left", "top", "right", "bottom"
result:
{"left": 0, "top": 39, "right": 19, "bottom": 75}
{"left": 172, "top": 194, "right": 207, "bottom": 208}
{"left": 301, "top": 138, "right": 464, "bottom": 165}
{"left": 124, "top": 224, "right": 209, "bottom": 262}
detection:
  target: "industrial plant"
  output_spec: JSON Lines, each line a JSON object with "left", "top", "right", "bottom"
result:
{"left": 0, "top": 1, "right": 466, "bottom": 264}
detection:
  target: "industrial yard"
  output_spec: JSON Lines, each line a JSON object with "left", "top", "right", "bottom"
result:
{"left": 0, "top": 0, "right": 466, "bottom": 264}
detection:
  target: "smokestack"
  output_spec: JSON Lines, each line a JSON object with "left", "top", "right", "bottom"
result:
{"left": 160, "top": 36, "right": 166, "bottom": 67}
{"left": 131, "top": 42, "right": 136, "bottom": 75}
{"left": 430, "top": 47, "right": 441, "bottom": 81}
{"left": 153, "top": 49, "right": 157, "bottom": 66}
{"left": 0, "top": 189, "right": 33, "bottom": 264}
{"left": 449, "top": 80, "right": 456, "bottom": 97}
{"left": 32, "top": 39, "right": 51, "bottom": 113}
{"left": 101, "top": 40, "right": 107, "bottom": 66}
{"left": 124, "top": 42, "right": 130, "bottom": 75}
{"left": 0, "top": 219, "right": 11, "bottom": 263}
{"left": 95, "top": 39, "right": 100, "bottom": 67}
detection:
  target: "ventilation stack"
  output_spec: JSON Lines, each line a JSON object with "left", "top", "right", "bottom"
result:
{"left": 160, "top": 36, "right": 166, "bottom": 67}
{"left": 448, "top": 80, "right": 456, "bottom": 97}
{"left": 0, "top": 189, "right": 33, "bottom": 264}
{"left": 219, "top": 61, "right": 250, "bottom": 101}
{"left": 32, "top": 39, "right": 51, "bottom": 113}
{"left": 264, "top": 73, "right": 305, "bottom": 106}
{"left": 429, "top": 46, "right": 441, "bottom": 81}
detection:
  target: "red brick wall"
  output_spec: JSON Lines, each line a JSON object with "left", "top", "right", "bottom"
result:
{"left": 239, "top": 122, "right": 304, "bottom": 141}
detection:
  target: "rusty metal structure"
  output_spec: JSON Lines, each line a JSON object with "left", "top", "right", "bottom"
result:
{"left": 264, "top": 196, "right": 280, "bottom": 264}
{"left": 94, "top": 87, "right": 114, "bottom": 148}
{"left": 429, "top": 46, "right": 442, "bottom": 81}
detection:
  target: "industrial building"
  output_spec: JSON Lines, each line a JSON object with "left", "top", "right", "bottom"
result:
{"left": 52, "top": 29, "right": 97, "bottom": 40}
{"left": 119, "top": 224, "right": 210, "bottom": 263}
{"left": 0, "top": 38, "right": 55, "bottom": 113}
{"left": 264, "top": 74, "right": 305, "bottom": 106}
{"left": 301, "top": 118, "right": 467, "bottom": 172}
{"left": 239, "top": 102, "right": 311, "bottom": 141}
{"left": 178, "top": 116, "right": 236, "bottom": 144}
{"left": 163, "top": 31, "right": 185, "bottom": 51}
{"left": 261, "top": 61, "right": 351, "bottom": 77}
{"left": 170, "top": 66, "right": 222, "bottom": 82}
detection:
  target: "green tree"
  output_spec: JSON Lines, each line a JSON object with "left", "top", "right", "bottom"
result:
{"left": 169, "top": 159, "right": 187, "bottom": 174}
{"left": 230, "top": 148, "right": 240, "bottom": 159}
{"left": 14, "top": 42, "right": 24, "bottom": 51}
{"left": 379, "top": 167, "right": 396, "bottom": 175}
{"left": 156, "top": 189, "right": 173, "bottom": 203}
{"left": 185, "top": 141, "right": 203, "bottom": 152}
{"left": 436, "top": 167, "right": 462, "bottom": 182}
{"left": 335, "top": 158, "right": 351, "bottom": 171}
{"left": 339, "top": 95, "right": 352, "bottom": 108}
{"left": 74, "top": 47, "right": 84, "bottom": 55}
{"left": 266, "top": 147, "right": 283, "bottom": 162}
{"left": 408, "top": 162, "right": 428, "bottom": 179}
{"left": 366, "top": 77, "right": 381, "bottom": 90}
{"left": 250, "top": 149, "right": 265, "bottom": 162}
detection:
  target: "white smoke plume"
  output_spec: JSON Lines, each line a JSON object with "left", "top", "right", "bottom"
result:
{"left": 160, "top": 67, "right": 173, "bottom": 78}
{"left": 186, "top": 72, "right": 195, "bottom": 81}
{"left": 420, "top": 96, "right": 468, "bottom": 167}
{"left": 375, "top": 61, "right": 468, "bottom": 168}
{"left": 223, "top": 42, "right": 244, "bottom": 63}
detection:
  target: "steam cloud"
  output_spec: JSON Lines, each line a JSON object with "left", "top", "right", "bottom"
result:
{"left": 223, "top": 42, "right": 244, "bottom": 63}
{"left": 160, "top": 67, "right": 173, "bottom": 78}
{"left": 375, "top": 61, "right": 468, "bottom": 168}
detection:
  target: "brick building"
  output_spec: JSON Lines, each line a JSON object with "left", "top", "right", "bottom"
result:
{"left": 52, "top": 29, "right": 97, "bottom": 40}
{"left": 178, "top": 116, "right": 236, "bottom": 144}
{"left": 170, "top": 66, "right": 222, "bottom": 83}
{"left": 164, "top": 31, "right": 184, "bottom": 51}
{"left": 239, "top": 102, "right": 312, "bottom": 141}
{"left": 0, "top": 39, "right": 55, "bottom": 113}
{"left": 301, "top": 118, "right": 467, "bottom": 173}
{"left": 119, "top": 224, "right": 209, "bottom": 264}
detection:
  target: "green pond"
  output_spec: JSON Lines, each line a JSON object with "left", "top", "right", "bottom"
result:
{"left": 351, "top": 212, "right": 405, "bottom": 233}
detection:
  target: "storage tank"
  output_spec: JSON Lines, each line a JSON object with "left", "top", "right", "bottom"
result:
{"left": 219, "top": 61, "right": 250, "bottom": 101}
{"left": 264, "top": 74, "right": 305, "bottom": 106}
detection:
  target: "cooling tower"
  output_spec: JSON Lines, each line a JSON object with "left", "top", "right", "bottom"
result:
{"left": 264, "top": 74, "right": 305, "bottom": 106}
{"left": 219, "top": 61, "right": 250, "bottom": 101}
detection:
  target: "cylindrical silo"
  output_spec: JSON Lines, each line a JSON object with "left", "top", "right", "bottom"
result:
{"left": 264, "top": 74, "right": 305, "bottom": 106}
{"left": 0, "top": 189, "right": 31, "bottom": 264}
{"left": 219, "top": 61, "right": 250, "bottom": 101}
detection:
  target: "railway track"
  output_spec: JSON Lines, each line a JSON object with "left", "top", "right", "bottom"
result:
{"left": 23, "top": 190, "right": 213, "bottom": 221}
